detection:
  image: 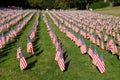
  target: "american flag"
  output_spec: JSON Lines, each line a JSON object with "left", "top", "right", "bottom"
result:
{"left": 55, "top": 43, "right": 61, "bottom": 61}
{"left": 96, "top": 38, "right": 100, "bottom": 46}
{"left": 75, "top": 36, "right": 82, "bottom": 47}
{"left": 27, "top": 38, "right": 34, "bottom": 54}
{"left": 117, "top": 35, "right": 120, "bottom": 45}
{"left": 1, "top": 33, "right": 5, "bottom": 45}
{"left": 17, "top": 44, "right": 21, "bottom": 60}
{"left": 88, "top": 44, "right": 94, "bottom": 59}
{"left": 90, "top": 34, "right": 95, "bottom": 44}
{"left": 58, "top": 52, "right": 65, "bottom": 71}
{"left": 20, "top": 52, "right": 27, "bottom": 70}
{"left": 0, "top": 38, "right": 2, "bottom": 48}
{"left": 101, "top": 40, "right": 104, "bottom": 50}
{"left": 6, "top": 33, "right": 10, "bottom": 43}
{"left": 96, "top": 54, "right": 105, "bottom": 74}
{"left": 110, "top": 43, "right": 118, "bottom": 54}
{"left": 92, "top": 48, "right": 99, "bottom": 66}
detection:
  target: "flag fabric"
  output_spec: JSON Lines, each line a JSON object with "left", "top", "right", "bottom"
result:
{"left": 1, "top": 33, "right": 5, "bottom": 45}
{"left": 101, "top": 40, "right": 104, "bottom": 50}
{"left": 96, "top": 54, "right": 105, "bottom": 74}
{"left": 117, "top": 35, "right": 120, "bottom": 45}
{"left": 27, "top": 38, "right": 34, "bottom": 55}
{"left": 92, "top": 48, "right": 99, "bottom": 66}
{"left": 58, "top": 52, "right": 65, "bottom": 71}
{"left": 17, "top": 44, "right": 21, "bottom": 60}
{"left": 0, "top": 38, "right": 2, "bottom": 48}
{"left": 55, "top": 43, "right": 61, "bottom": 61}
{"left": 104, "top": 33, "right": 108, "bottom": 42}
{"left": 88, "top": 44, "right": 94, "bottom": 59}
{"left": 110, "top": 43, "right": 118, "bottom": 54}
{"left": 20, "top": 52, "right": 27, "bottom": 70}
{"left": 106, "top": 39, "right": 113, "bottom": 51}
{"left": 90, "top": 34, "right": 95, "bottom": 44}
{"left": 96, "top": 38, "right": 100, "bottom": 46}
{"left": 80, "top": 38, "right": 87, "bottom": 54}
{"left": 75, "top": 36, "right": 82, "bottom": 47}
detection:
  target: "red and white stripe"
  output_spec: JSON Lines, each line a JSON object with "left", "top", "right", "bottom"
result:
{"left": 88, "top": 48, "right": 94, "bottom": 59}
{"left": 58, "top": 56, "right": 65, "bottom": 71}
{"left": 96, "top": 58, "right": 105, "bottom": 74}
{"left": 20, "top": 56, "right": 27, "bottom": 70}
{"left": 17, "top": 47, "right": 21, "bottom": 59}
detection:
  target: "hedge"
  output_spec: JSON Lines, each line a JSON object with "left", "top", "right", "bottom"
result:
{"left": 90, "top": 1, "right": 109, "bottom": 10}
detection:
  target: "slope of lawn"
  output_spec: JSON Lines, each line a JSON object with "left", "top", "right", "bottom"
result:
{"left": 0, "top": 9, "right": 120, "bottom": 80}
{"left": 44, "top": 11, "right": 120, "bottom": 80}
{"left": 94, "top": 6, "right": 120, "bottom": 17}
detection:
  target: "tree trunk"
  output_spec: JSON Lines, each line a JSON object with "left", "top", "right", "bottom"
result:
{"left": 119, "top": 55, "right": 120, "bottom": 60}
{"left": 86, "top": 3, "right": 89, "bottom": 10}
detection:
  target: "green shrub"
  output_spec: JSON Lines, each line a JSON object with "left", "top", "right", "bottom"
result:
{"left": 90, "top": 1, "right": 109, "bottom": 9}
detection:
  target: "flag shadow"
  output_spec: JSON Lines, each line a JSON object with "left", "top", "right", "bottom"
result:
{"left": 26, "top": 60, "right": 37, "bottom": 70}
{"left": 26, "top": 55, "right": 34, "bottom": 60}
{"left": 64, "top": 59, "right": 71, "bottom": 72}
{"left": 32, "top": 37, "right": 40, "bottom": 45}
{"left": 115, "top": 54, "right": 120, "bottom": 60}
{"left": 33, "top": 45, "right": 44, "bottom": 57}
{"left": 0, "top": 51, "right": 8, "bottom": 58}
{"left": 63, "top": 50, "right": 71, "bottom": 72}
{"left": 5, "top": 39, "right": 17, "bottom": 48}
{"left": 35, "top": 49, "right": 44, "bottom": 56}
{"left": 15, "top": 24, "right": 28, "bottom": 39}
{"left": 63, "top": 51, "right": 68, "bottom": 61}
{"left": 1, "top": 45, "right": 12, "bottom": 55}
{"left": 0, "top": 59, "right": 7, "bottom": 64}
{"left": 15, "top": 33, "right": 22, "bottom": 39}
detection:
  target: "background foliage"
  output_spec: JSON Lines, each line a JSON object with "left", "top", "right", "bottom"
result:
{"left": 0, "top": 0, "right": 120, "bottom": 9}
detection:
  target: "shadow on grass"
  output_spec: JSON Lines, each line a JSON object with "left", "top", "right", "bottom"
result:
{"left": 115, "top": 54, "right": 120, "bottom": 61}
{"left": 35, "top": 49, "right": 43, "bottom": 56}
{"left": 0, "top": 59, "right": 7, "bottom": 64}
{"left": 64, "top": 59, "right": 71, "bottom": 72}
{"left": 4, "top": 39, "right": 17, "bottom": 48}
{"left": 4, "top": 22, "right": 28, "bottom": 49}
{"left": 33, "top": 37, "right": 40, "bottom": 45}
{"left": 14, "top": 24, "right": 28, "bottom": 40}
{"left": 32, "top": 26, "right": 43, "bottom": 57}
{"left": 26, "top": 55, "right": 34, "bottom": 59}
{"left": 0, "top": 39, "right": 17, "bottom": 58}
{"left": 0, "top": 14, "right": 35, "bottom": 60}
{"left": 26, "top": 60, "right": 37, "bottom": 70}
{"left": 0, "top": 51, "right": 8, "bottom": 58}
{"left": 33, "top": 45, "right": 44, "bottom": 57}
{"left": 63, "top": 51, "right": 68, "bottom": 61}
{"left": 63, "top": 50, "right": 71, "bottom": 72}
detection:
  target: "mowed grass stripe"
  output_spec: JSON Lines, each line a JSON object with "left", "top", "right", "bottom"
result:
{"left": 46, "top": 12, "right": 120, "bottom": 80}
{"left": 29, "top": 12, "right": 58, "bottom": 80}
{"left": 45, "top": 13, "right": 98, "bottom": 79}
{"left": 0, "top": 12, "right": 37, "bottom": 80}
{"left": 0, "top": 9, "right": 120, "bottom": 80}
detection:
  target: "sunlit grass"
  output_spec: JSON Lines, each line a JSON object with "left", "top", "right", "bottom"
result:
{"left": 94, "top": 6, "right": 120, "bottom": 16}
{"left": 0, "top": 8, "right": 120, "bottom": 80}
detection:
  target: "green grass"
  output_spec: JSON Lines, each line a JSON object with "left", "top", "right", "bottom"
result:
{"left": 0, "top": 8, "right": 120, "bottom": 80}
{"left": 45, "top": 11, "right": 120, "bottom": 80}
{"left": 94, "top": 6, "right": 120, "bottom": 17}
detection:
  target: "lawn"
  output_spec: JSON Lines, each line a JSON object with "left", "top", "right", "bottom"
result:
{"left": 94, "top": 6, "right": 120, "bottom": 16}
{"left": 0, "top": 7, "right": 120, "bottom": 80}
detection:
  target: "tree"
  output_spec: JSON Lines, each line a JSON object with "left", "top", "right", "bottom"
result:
{"left": 109, "top": 0, "right": 120, "bottom": 6}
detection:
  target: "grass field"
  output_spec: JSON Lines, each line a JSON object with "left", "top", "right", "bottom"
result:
{"left": 94, "top": 6, "right": 120, "bottom": 16}
{"left": 0, "top": 7, "right": 120, "bottom": 80}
